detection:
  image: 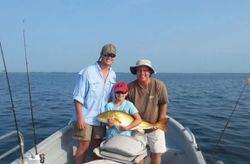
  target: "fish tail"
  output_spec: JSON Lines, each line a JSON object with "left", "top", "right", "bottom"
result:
{"left": 154, "top": 118, "right": 167, "bottom": 131}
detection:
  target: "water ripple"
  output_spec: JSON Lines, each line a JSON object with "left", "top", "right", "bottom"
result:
{"left": 1, "top": 73, "right": 249, "bottom": 164}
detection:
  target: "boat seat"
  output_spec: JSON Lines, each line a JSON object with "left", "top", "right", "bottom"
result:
{"left": 93, "top": 135, "right": 148, "bottom": 164}
{"left": 84, "top": 159, "right": 121, "bottom": 164}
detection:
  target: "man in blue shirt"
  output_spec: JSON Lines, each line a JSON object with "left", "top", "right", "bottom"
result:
{"left": 72, "top": 43, "right": 116, "bottom": 164}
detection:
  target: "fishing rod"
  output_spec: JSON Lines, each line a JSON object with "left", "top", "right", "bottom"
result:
{"left": 0, "top": 41, "right": 25, "bottom": 162}
{"left": 22, "top": 23, "right": 38, "bottom": 155}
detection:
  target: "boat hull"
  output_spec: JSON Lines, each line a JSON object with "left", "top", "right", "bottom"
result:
{"left": 11, "top": 116, "right": 206, "bottom": 164}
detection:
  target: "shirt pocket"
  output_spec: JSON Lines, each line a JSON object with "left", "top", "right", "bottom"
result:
{"left": 88, "top": 80, "right": 101, "bottom": 97}
{"left": 106, "top": 78, "right": 116, "bottom": 92}
{"left": 103, "top": 78, "right": 115, "bottom": 100}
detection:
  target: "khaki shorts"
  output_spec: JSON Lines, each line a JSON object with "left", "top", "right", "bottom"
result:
{"left": 72, "top": 122, "right": 106, "bottom": 141}
{"left": 133, "top": 129, "right": 166, "bottom": 153}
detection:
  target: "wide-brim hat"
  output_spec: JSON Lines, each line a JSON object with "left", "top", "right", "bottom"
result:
{"left": 130, "top": 59, "right": 155, "bottom": 75}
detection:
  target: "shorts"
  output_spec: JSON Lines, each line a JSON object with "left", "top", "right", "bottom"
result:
{"left": 72, "top": 121, "right": 106, "bottom": 141}
{"left": 133, "top": 129, "right": 166, "bottom": 153}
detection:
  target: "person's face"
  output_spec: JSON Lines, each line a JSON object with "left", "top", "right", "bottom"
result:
{"left": 101, "top": 53, "right": 116, "bottom": 66}
{"left": 115, "top": 91, "right": 128, "bottom": 101}
{"left": 136, "top": 66, "right": 151, "bottom": 82}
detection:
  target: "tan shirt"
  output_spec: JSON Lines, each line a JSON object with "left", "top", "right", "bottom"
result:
{"left": 127, "top": 78, "right": 168, "bottom": 123}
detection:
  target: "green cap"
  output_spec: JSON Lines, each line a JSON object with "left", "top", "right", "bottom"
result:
{"left": 101, "top": 43, "right": 116, "bottom": 56}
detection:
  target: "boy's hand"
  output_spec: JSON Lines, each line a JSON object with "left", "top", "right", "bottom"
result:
{"left": 107, "top": 118, "right": 115, "bottom": 127}
{"left": 119, "top": 126, "right": 129, "bottom": 131}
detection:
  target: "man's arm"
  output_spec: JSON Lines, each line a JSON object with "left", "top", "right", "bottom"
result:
{"left": 74, "top": 100, "right": 86, "bottom": 129}
{"left": 119, "top": 113, "right": 142, "bottom": 131}
{"left": 158, "top": 103, "right": 167, "bottom": 121}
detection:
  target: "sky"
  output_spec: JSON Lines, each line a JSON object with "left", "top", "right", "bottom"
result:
{"left": 0, "top": 0, "right": 250, "bottom": 73}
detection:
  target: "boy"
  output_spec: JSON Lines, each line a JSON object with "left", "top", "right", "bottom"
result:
{"left": 105, "top": 81, "right": 142, "bottom": 138}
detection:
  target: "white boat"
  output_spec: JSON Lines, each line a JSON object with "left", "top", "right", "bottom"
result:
{"left": 9, "top": 116, "right": 206, "bottom": 164}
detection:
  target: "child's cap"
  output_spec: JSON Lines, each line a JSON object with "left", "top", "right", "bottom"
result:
{"left": 114, "top": 82, "right": 128, "bottom": 92}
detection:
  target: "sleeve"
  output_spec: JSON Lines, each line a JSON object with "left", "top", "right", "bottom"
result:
{"left": 105, "top": 103, "right": 113, "bottom": 112}
{"left": 73, "top": 70, "right": 89, "bottom": 104}
{"left": 128, "top": 101, "right": 138, "bottom": 115}
{"left": 127, "top": 82, "right": 135, "bottom": 104}
{"left": 158, "top": 81, "right": 169, "bottom": 105}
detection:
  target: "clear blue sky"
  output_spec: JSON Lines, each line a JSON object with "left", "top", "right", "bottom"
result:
{"left": 0, "top": 0, "right": 249, "bottom": 73}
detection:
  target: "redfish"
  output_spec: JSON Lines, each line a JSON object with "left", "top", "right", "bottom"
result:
{"left": 96, "top": 110, "right": 166, "bottom": 131}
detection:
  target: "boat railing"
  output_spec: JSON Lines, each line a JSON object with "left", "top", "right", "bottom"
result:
{"left": 0, "top": 131, "right": 24, "bottom": 160}
{"left": 186, "top": 128, "right": 197, "bottom": 144}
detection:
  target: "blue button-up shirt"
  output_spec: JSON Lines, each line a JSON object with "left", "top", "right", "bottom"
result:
{"left": 72, "top": 62, "right": 116, "bottom": 125}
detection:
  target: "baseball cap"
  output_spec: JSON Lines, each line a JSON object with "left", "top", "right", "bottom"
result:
{"left": 101, "top": 43, "right": 116, "bottom": 56}
{"left": 114, "top": 82, "right": 128, "bottom": 93}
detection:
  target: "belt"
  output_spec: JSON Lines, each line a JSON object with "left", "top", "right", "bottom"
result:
{"left": 144, "top": 129, "right": 157, "bottom": 133}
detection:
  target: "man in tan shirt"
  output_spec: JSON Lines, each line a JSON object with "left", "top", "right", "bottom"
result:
{"left": 127, "top": 59, "right": 168, "bottom": 164}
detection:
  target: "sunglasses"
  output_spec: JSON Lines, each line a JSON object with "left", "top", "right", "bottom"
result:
{"left": 103, "top": 53, "right": 116, "bottom": 58}
{"left": 115, "top": 91, "right": 127, "bottom": 94}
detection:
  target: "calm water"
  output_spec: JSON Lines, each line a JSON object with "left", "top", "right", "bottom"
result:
{"left": 0, "top": 73, "right": 250, "bottom": 164}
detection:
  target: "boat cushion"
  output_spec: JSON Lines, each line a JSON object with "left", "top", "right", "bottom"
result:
{"left": 93, "top": 135, "right": 147, "bottom": 163}
{"left": 100, "top": 135, "right": 146, "bottom": 156}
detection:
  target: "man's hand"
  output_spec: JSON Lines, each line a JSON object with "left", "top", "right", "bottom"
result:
{"left": 77, "top": 118, "right": 86, "bottom": 129}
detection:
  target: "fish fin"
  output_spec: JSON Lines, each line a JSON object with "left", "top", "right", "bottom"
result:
{"left": 154, "top": 118, "right": 167, "bottom": 132}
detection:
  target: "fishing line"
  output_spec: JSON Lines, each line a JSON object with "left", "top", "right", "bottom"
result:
{"left": 213, "top": 77, "right": 250, "bottom": 157}
{"left": 215, "top": 78, "right": 249, "bottom": 147}
{"left": 22, "top": 21, "right": 38, "bottom": 155}
{"left": 0, "top": 41, "right": 24, "bottom": 161}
